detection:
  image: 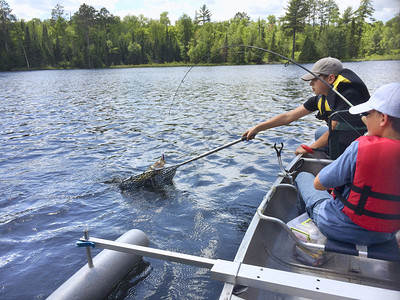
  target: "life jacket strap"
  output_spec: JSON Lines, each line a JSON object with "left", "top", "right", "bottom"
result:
{"left": 334, "top": 187, "right": 400, "bottom": 220}
{"left": 354, "top": 185, "right": 371, "bottom": 216}
{"left": 350, "top": 184, "right": 400, "bottom": 202}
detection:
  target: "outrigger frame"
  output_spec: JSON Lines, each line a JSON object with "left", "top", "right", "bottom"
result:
{"left": 77, "top": 231, "right": 400, "bottom": 300}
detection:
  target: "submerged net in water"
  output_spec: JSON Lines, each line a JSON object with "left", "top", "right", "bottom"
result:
{"left": 119, "top": 155, "right": 180, "bottom": 190}
{"left": 119, "top": 165, "right": 178, "bottom": 190}
{"left": 119, "top": 138, "right": 244, "bottom": 190}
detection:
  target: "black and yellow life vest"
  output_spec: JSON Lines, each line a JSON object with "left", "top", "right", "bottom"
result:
{"left": 315, "top": 95, "right": 331, "bottom": 122}
{"left": 315, "top": 69, "right": 369, "bottom": 124}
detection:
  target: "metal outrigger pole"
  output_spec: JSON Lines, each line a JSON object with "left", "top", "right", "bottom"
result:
{"left": 76, "top": 230, "right": 400, "bottom": 300}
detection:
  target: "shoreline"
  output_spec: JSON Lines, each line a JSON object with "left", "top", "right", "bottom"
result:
{"left": 4, "top": 54, "right": 400, "bottom": 72}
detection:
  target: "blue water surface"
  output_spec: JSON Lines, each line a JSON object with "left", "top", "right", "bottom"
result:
{"left": 0, "top": 61, "right": 399, "bottom": 299}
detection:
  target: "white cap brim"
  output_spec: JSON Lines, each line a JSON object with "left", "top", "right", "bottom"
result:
{"left": 349, "top": 102, "right": 373, "bottom": 115}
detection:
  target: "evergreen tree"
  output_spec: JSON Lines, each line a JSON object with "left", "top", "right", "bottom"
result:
{"left": 299, "top": 34, "right": 318, "bottom": 61}
{"left": 0, "top": 0, "right": 16, "bottom": 69}
{"left": 306, "top": 0, "right": 318, "bottom": 26}
{"left": 72, "top": 4, "right": 98, "bottom": 68}
{"left": 195, "top": 5, "right": 212, "bottom": 25}
{"left": 0, "top": 0, "right": 15, "bottom": 51}
{"left": 233, "top": 12, "right": 250, "bottom": 24}
{"left": 160, "top": 12, "right": 174, "bottom": 62}
{"left": 356, "top": 0, "right": 375, "bottom": 23}
{"left": 317, "top": 26, "right": 347, "bottom": 58}
{"left": 281, "top": 0, "right": 308, "bottom": 59}
{"left": 341, "top": 7, "right": 354, "bottom": 25}
{"left": 176, "top": 14, "right": 194, "bottom": 62}
{"left": 353, "top": 0, "right": 375, "bottom": 57}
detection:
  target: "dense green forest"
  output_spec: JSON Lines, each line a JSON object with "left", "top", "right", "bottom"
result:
{"left": 0, "top": 0, "right": 399, "bottom": 70}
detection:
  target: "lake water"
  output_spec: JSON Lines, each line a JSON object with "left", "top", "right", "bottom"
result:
{"left": 1, "top": 60, "right": 400, "bottom": 299}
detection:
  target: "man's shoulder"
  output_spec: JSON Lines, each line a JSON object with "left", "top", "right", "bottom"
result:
{"left": 303, "top": 95, "right": 320, "bottom": 110}
{"left": 357, "top": 135, "right": 400, "bottom": 150}
{"left": 339, "top": 68, "right": 363, "bottom": 82}
{"left": 337, "top": 68, "right": 370, "bottom": 100}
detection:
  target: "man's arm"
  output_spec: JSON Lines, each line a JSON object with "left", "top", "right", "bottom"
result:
{"left": 313, "top": 141, "right": 359, "bottom": 190}
{"left": 243, "top": 105, "right": 311, "bottom": 140}
{"left": 314, "top": 174, "right": 328, "bottom": 190}
{"left": 295, "top": 120, "right": 338, "bottom": 155}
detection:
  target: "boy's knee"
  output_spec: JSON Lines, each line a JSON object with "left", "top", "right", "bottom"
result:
{"left": 314, "top": 126, "right": 328, "bottom": 140}
{"left": 295, "top": 172, "right": 316, "bottom": 215}
{"left": 295, "top": 172, "right": 315, "bottom": 185}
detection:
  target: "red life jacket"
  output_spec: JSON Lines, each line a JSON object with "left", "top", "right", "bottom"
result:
{"left": 335, "top": 136, "right": 400, "bottom": 233}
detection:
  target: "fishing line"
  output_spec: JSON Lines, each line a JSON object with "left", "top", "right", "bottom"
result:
{"left": 169, "top": 45, "right": 363, "bottom": 135}
{"left": 168, "top": 48, "right": 265, "bottom": 115}
{"left": 121, "top": 46, "right": 365, "bottom": 190}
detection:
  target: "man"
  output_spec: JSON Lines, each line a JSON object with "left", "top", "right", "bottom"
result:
{"left": 242, "top": 57, "right": 369, "bottom": 156}
{"left": 295, "top": 83, "right": 400, "bottom": 246}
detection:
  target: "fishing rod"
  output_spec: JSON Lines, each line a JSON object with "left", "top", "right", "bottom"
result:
{"left": 170, "top": 45, "right": 364, "bottom": 136}
{"left": 169, "top": 48, "right": 266, "bottom": 114}
{"left": 121, "top": 46, "right": 363, "bottom": 190}
{"left": 170, "top": 45, "right": 354, "bottom": 109}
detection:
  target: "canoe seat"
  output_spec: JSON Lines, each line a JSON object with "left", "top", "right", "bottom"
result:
{"left": 285, "top": 213, "right": 400, "bottom": 262}
{"left": 257, "top": 184, "right": 400, "bottom": 263}
{"left": 325, "top": 238, "right": 400, "bottom": 262}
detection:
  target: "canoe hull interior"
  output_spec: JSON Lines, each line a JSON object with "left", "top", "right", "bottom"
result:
{"left": 220, "top": 154, "right": 400, "bottom": 299}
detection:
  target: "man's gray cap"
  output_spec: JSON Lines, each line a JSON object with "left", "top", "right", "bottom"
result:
{"left": 301, "top": 57, "right": 343, "bottom": 81}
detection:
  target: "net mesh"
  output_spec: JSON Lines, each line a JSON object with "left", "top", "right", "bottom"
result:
{"left": 119, "top": 165, "right": 178, "bottom": 190}
{"left": 118, "top": 138, "right": 243, "bottom": 190}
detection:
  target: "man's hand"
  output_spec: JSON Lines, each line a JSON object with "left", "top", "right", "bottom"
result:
{"left": 242, "top": 128, "right": 257, "bottom": 141}
{"left": 295, "top": 145, "right": 308, "bottom": 155}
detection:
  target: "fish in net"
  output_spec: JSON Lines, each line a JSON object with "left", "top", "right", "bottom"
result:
{"left": 119, "top": 166, "right": 178, "bottom": 190}
{"left": 119, "top": 137, "right": 244, "bottom": 190}
{"left": 119, "top": 155, "right": 177, "bottom": 190}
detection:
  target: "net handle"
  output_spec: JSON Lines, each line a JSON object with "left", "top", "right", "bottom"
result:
{"left": 177, "top": 136, "right": 245, "bottom": 167}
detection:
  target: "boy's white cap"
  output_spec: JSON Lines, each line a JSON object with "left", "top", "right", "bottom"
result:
{"left": 349, "top": 83, "right": 400, "bottom": 118}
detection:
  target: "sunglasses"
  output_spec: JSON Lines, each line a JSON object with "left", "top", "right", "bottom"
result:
{"left": 360, "top": 110, "right": 384, "bottom": 117}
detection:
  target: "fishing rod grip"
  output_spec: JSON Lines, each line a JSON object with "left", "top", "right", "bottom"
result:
{"left": 241, "top": 133, "right": 256, "bottom": 141}
{"left": 301, "top": 144, "right": 314, "bottom": 153}
{"left": 301, "top": 144, "right": 328, "bottom": 153}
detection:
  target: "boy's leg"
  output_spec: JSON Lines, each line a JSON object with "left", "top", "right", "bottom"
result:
{"left": 315, "top": 126, "right": 328, "bottom": 140}
{"left": 295, "top": 172, "right": 331, "bottom": 221}
{"left": 314, "top": 126, "right": 329, "bottom": 153}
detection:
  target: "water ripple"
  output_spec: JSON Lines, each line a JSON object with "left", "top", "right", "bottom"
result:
{"left": 1, "top": 62, "right": 400, "bottom": 299}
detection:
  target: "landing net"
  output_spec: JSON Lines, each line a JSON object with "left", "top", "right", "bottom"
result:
{"left": 119, "top": 165, "right": 178, "bottom": 190}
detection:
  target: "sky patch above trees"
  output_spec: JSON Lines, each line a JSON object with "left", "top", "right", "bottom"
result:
{"left": 7, "top": 0, "right": 400, "bottom": 23}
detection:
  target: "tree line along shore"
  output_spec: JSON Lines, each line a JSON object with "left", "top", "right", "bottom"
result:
{"left": 0, "top": 1, "right": 399, "bottom": 71}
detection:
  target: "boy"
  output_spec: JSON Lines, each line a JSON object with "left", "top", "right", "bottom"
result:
{"left": 295, "top": 83, "right": 400, "bottom": 246}
{"left": 243, "top": 57, "right": 369, "bottom": 155}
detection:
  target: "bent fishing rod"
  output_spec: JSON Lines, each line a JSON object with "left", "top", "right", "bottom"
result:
{"left": 121, "top": 46, "right": 363, "bottom": 190}
{"left": 171, "top": 45, "right": 364, "bottom": 136}
{"left": 171, "top": 45, "right": 354, "bottom": 109}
